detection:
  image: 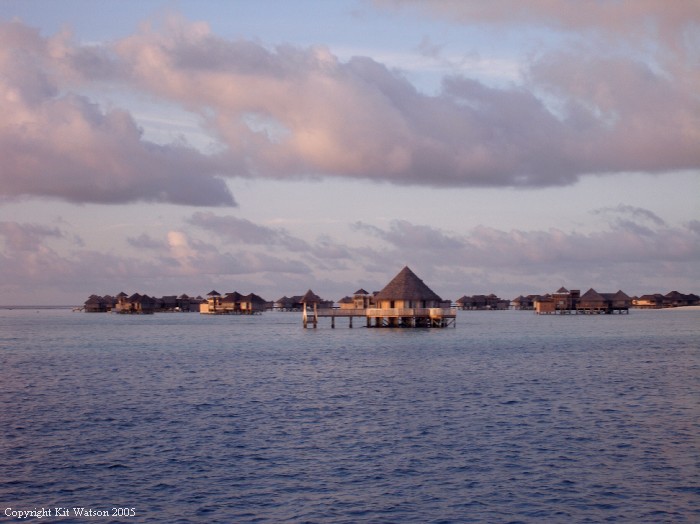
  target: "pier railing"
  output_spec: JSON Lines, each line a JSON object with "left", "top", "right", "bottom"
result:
{"left": 304, "top": 306, "right": 457, "bottom": 328}
{"left": 316, "top": 308, "right": 368, "bottom": 317}
{"left": 313, "top": 307, "right": 457, "bottom": 318}
{"left": 365, "top": 307, "right": 457, "bottom": 318}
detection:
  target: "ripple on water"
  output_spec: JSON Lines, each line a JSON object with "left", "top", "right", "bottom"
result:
{"left": 0, "top": 309, "right": 698, "bottom": 522}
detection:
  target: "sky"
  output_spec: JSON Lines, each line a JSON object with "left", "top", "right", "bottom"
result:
{"left": 0, "top": 0, "right": 699, "bottom": 305}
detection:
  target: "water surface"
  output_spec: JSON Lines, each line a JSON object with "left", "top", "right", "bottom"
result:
{"left": 1, "top": 309, "right": 698, "bottom": 522}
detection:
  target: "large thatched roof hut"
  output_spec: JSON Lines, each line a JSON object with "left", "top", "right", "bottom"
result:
{"left": 374, "top": 266, "right": 443, "bottom": 308}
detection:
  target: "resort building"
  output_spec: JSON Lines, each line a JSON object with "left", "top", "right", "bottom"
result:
{"left": 338, "top": 289, "right": 376, "bottom": 310}
{"left": 200, "top": 290, "right": 223, "bottom": 314}
{"left": 577, "top": 288, "right": 630, "bottom": 314}
{"left": 535, "top": 287, "right": 630, "bottom": 314}
{"left": 511, "top": 295, "right": 538, "bottom": 310}
{"left": 632, "top": 294, "right": 665, "bottom": 309}
{"left": 456, "top": 294, "right": 510, "bottom": 310}
{"left": 84, "top": 294, "right": 109, "bottom": 312}
{"left": 534, "top": 287, "right": 580, "bottom": 314}
{"left": 661, "top": 291, "right": 700, "bottom": 308}
{"left": 114, "top": 292, "right": 156, "bottom": 314}
{"left": 303, "top": 266, "right": 456, "bottom": 328}
{"left": 200, "top": 290, "right": 267, "bottom": 314}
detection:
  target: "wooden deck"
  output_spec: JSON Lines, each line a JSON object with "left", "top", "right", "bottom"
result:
{"left": 536, "top": 307, "right": 629, "bottom": 315}
{"left": 304, "top": 307, "right": 457, "bottom": 328}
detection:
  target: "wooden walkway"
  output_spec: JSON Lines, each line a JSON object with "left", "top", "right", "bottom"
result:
{"left": 536, "top": 307, "right": 630, "bottom": 315}
{"left": 303, "top": 307, "right": 457, "bottom": 328}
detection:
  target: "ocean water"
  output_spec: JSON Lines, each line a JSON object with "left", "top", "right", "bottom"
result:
{"left": 0, "top": 308, "right": 698, "bottom": 523}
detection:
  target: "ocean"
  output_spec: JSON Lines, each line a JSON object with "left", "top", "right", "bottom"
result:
{"left": 0, "top": 308, "right": 698, "bottom": 523}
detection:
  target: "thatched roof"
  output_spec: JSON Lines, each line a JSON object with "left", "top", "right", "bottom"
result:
{"left": 207, "top": 290, "right": 221, "bottom": 297}
{"left": 242, "top": 292, "right": 266, "bottom": 304}
{"left": 579, "top": 288, "right": 605, "bottom": 303}
{"left": 353, "top": 288, "right": 369, "bottom": 295}
{"left": 611, "top": 290, "right": 630, "bottom": 300}
{"left": 374, "top": 266, "right": 442, "bottom": 302}
{"left": 300, "top": 289, "right": 322, "bottom": 303}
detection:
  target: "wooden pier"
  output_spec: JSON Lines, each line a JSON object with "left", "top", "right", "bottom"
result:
{"left": 303, "top": 307, "right": 457, "bottom": 328}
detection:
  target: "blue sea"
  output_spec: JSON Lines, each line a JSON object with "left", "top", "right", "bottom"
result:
{"left": 1, "top": 308, "right": 698, "bottom": 523}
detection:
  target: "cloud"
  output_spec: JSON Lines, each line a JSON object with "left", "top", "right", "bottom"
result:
{"left": 1, "top": 211, "right": 698, "bottom": 304}
{"left": 354, "top": 219, "right": 462, "bottom": 250}
{"left": 127, "top": 233, "right": 168, "bottom": 250}
{"left": 0, "top": 21, "right": 235, "bottom": 206}
{"left": 0, "top": 220, "right": 316, "bottom": 304}
{"left": 0, "top": 221, "right": 63, "bottom": 251}
{"left": 592, "top": 205, "right": 667, "bottom": 235}
{"left": 113, "top": 14, "right": 700, "bottom": 187}
{"left": 375, "top": 0, "right": 699, "bottom": 51}
{"left": 187, "top": 211, "right": 309, "bottom": 251}
{"left": 351, "top": 217, "right": 700, "bottom": 295}
{"left": 1, "top": 11, "right": 699, "bottom": 203}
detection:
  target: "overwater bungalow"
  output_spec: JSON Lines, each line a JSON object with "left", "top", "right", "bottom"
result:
{"left": 662, "top": 291, "right": 700, "bottom": 308}
{"left": 511, "top": 295, "right": 537, "bottom": 310}
{"left": 222, "top": 291, "right": 243, "bottom": 312}
{"left": 304, "top": 266, "right": 456, "bottom": 328}
{"left": 368, "top": 266, "right": 456, "bottom": 327}
{"left": 337, "top": 296, "right": 354, "bottom": 309}
{"left": 84, "top": 294, "right": 108, "bottom": 312}
{"left": 534, "top": 288, "right": 581, "bottom": 314}
{"left": 577, "top": 288, "right": 630, "bottom": 314}
{"left": 338, "top": 289, "right": 375, "bottom": 310}
{"left": 456, "top": 294, "right": 510, "bottom": 310}
{"left": 159, "top": 295, "right": 178, "bottom": 311}
{"left": 632, "top": 293, "right": 665, "bottom": 309}
{"left": 200, "top": 290, "right": 223, "bottom": 314}
{"left": 200, "top": 290, "right": 267, "bottom": 314}
{"left": 115, "top": 293, "right": 156, "bottom": 314}
{"left": 240, "top": 292, "right": 267, "bottom": 314}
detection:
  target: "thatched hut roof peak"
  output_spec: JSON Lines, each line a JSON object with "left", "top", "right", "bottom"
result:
{"left": 300, "top": 289, "right": 322, "bottom": 303}
{"left": 375, "top": 266, "right": 442, "bottom": 302}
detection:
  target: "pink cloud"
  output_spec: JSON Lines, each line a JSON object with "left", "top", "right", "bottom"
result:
{"left": 111, "top": 16, "right": 699, "bottom": 187}
{"left": 0, "top": 21, "right": 235, "bottom": 206}
{"left": 1, "top": 11, "right": 698, "bottom": 203}
{"left": 0, "top": 220, "right": 316, "bottom": 304}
